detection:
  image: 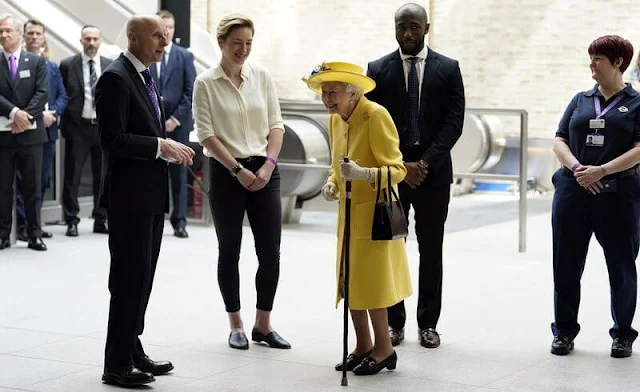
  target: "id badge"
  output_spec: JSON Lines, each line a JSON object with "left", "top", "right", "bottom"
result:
{"left": 586, "top": 133, "right": 604, "bottom": 147}
{"left": 589, "top": 119, "right": 605, "bottom": 129}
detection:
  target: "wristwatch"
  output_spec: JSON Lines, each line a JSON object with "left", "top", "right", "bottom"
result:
{"left": 229, "top": 162, "right": 244, "bottom": 177}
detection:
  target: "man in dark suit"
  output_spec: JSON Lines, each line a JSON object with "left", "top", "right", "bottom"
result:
{"left": 366, "top": 3, "right": 465, "bottom": 349}
{"left": 15, "top": 19, "right": 68, "bottom": 241}
{"left": 59, "top": 25, "right": 111, "bottom": 237}
{"left": 97, "top": 14, "right": 194, "bottom": 387}
{"left": 150, "top": 10, "right": 196, "bottom": 238}
{"left": 0, "top": 14, "right": 48, "bottom": 251}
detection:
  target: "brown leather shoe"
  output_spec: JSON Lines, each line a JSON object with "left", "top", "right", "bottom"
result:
{"left": 389, "top": 327, "right": 404, "bottom": 346}
{"left": 419, "top": 328, "right": 440, "bottom": 348}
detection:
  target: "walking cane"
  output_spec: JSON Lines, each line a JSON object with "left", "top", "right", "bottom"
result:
{"left": 341, "top": 157, "right": 352, "bottom": 387}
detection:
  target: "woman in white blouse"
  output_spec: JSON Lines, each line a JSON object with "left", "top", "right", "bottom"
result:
{"left": 193, "top": 14, "right": 290, "bottom": 350}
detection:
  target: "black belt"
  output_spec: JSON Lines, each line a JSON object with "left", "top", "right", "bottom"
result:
{"left": 561, "top": 165, "right": 639, "bottom": 178}
{"left": 80, "top": 118, "right": 97, "bottom": 125}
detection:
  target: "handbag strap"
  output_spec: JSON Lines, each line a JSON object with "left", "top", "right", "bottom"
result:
{"left": 375, "top": 168, "right": 382, "bottom": 203}
{"left": 387, "top": 166, "right": 400, "bottom": 202}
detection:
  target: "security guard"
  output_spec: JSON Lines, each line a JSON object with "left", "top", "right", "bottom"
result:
{"left": 551, "top": 35, "right": 640, "bottom": 359}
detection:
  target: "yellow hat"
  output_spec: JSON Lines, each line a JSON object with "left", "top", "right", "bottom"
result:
{"left": 302, "top": 61, "right": 376, "bottom": 94}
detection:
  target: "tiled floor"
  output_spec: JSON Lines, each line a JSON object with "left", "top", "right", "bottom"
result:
{"left": 1, "top": 193, "right": 639, "bottom": 391}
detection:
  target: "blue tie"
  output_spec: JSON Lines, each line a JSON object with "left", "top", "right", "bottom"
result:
{"left": 159, "top": 51, "right": 167, "bottom": 86}
{"left": 406, "top": 57, "right": 420, "bottom": 147}
{"left": 141, "top": 69, "right": 161, "bottom": 122}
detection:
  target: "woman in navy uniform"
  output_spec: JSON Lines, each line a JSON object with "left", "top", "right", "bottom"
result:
{"left": 551, "top": 35, "right": 640, "bottom": 358}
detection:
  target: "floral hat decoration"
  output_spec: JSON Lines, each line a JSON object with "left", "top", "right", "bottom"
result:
{"left": 302, "top": 61, "right": 376, "bottom": 94}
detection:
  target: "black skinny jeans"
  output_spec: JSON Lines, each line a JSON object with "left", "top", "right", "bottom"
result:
{"left": 208, "top": 156, "right": 282, "bottom": 312}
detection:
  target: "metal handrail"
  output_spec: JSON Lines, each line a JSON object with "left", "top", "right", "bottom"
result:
{"left": 455, "top": 108, "right": 529, "bottom": 253}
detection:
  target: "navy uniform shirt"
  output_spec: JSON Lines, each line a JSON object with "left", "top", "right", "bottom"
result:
{"left": 556, "top": 84, "right": 640, "bottom": 166}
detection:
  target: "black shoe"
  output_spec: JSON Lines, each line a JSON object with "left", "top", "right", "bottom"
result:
{"left": 102, "top": 364, "right": 155, "bottom": 386}
{"left": 251, "top": 327, "right": 291, "bottom": 349}
{"left": 133, "top": 355, "right": 174, "bottom": 375}
{"left": 0, "top": 237, "right": 9, "bottom": 250}
{"left": 551, "top": 335, "right": 574, "bottom": 355}
{"left": 611, "top": 338, "right": 633, "bottom": 358}
{"left": 93, "top": 222, "right": 109, "bottom": 234}
{"left": 28, "top": 236, "right": 47, "bottom": 251}
{"left": 352, "top": 351, "right": 397, "bottom": 376}
{"left": 228, "top": 331, "right": 249, "bottom": 350}
{"left": 419, "top": 328, "right": 441, "bottom": 349}
{"left": 335, "top": 350, "right": 372, "bottom": 371}
{"left": 174, "top": 227, "right": 188, "bottom": 238}
{"left": 41, "top": 230, "right": 53, "bottom": 239}
{"left": 17, "top": 228, "right": 28, "bottom": 242}
{"left": 66, "top": 224, "right": 78, "bottom": 237}
{"left": 389, "top": 328, "right": 404, "bottom": 346}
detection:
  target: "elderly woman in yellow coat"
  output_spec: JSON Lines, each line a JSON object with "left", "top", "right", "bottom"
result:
{"left": 303, "top": 62, "right": 412, "bottom": 376}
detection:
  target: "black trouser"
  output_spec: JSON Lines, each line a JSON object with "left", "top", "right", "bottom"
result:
{"left": 104, "top": 211, "right": 164, "bottom": 369}
{"left": 208, "top": 157, "right": 281, "bottom": 312}
{"left": 168, "top": 128, "right": 187, "bottom": 229}
{"left": 551, "top": 169, "right": 640, "bottom": 341}
{"left": 62, "top": 122, "right": 107, "bottom": 225}
{"left": 0, "top": 143, "right": 42, "bottom": 238}
{"left": 388, "top": 181, "right": 450, "bottom": 330}
{"left": 16, "top": 138, "right": 55, "bottom": 229}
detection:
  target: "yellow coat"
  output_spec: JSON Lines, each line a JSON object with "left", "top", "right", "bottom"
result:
{"left": 328, "top": 97, "right": 413, "bottom": 310}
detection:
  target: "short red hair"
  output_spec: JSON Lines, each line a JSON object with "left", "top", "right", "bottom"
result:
{"left": 588, "top": 35, "right": 634, "bottom": 73}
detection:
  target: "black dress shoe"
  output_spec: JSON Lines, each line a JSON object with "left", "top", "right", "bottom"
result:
{"left": 251, "top": 327, "right": 291, "bottom": 349}
{"left": 133, "top": 355, "right": 174, "bottom": 375}
{"left": 611, "top": 338, "right": 633, "bottom": 358}
{"left": 389, "top": 328, "right": 404, "bottom": 346}
{"left": 102, "top": 364, "right": 155, "bottom": 386}
{"left": 174, "top": 227, "right": 189, "bottom": 238}
{"left": 0, "top": 237, "right": 10, "bottom": 250}
{"left": 419, "top": 328, "right": 441, "bottom": 348}
{"left": 93, "top": 222, "right": 109, "bottom": 234}
{"left": 41, "top": 230, "right": 53, "bottom": 239}
{"left": 66, "top": 224, "right": 78, "bottom": 237}
{"left": 551, "top": 335, "right": 574, "bottom": 355}
{"left": 28, "top": 236, "right": 47, "bottom": 251}
{"left": 335, "top": 350, "right": 372, "bottom": 371}
{"left": 17, "top": 228, "right": 28, "bottom": 242}
{"left": 352, "top": 351, "right": 397, "bottom": 376}
{"left": 229, "top": 331, "right": 249, "bottom": 350}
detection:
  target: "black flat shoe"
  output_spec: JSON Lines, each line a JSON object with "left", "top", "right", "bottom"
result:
{"left": 102, "top": 364, "right": 155, "bottom": 386}
{"left": 352, "top": 351, "right": 397, "bottom": 376}
{"left": 28, "top": 236, "right": 47, "bottom": 251}
{"left": 335, "top": 350, "right": 372, "bottom": 371}
{"left": 66, "top": 224, "right": 78, "bottom": 237}
{"left": 133, "top": 355, "right": 174, "bottom": 375}
{"left": 174, "top": 227, "right": 189, "bottom": 238}
{"left": 0, "top": 237, "right": 9, "bottom": 250}
{"left": 17, "top": 228, "right": 28, "bottom": 242}
{"left": 251, "top": 327, "right": 291, "bottom": 349}
{"left": 611, "top": 338, "right": 633, "bottom": 358}
{"left": 93, "top": 222, "right": 109, "bottom": 234}
{"left": 41, "top": 230, "right": 53, "bottom": 239}
{"left": 229, "top": 331, "right": 249, "bottom": 350}
{"left": 550, "top": 335, "right": 574, "bottom": 356}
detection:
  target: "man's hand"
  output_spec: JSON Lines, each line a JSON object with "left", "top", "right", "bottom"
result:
{"left": 248, "top": 161, "right": 275, "bottom": 191}
{"left": 574, "top": 165, "right": 604, "bottom": 195}
{"left": 165, "top": 118, "right": 178, "bottom": 133}
{"left": 12, "top": 110, "right": 33, "bottom": 133}
{"left": 43, "top": 111, "right": 56, "bottom": 128}
{"left": 403, "top": 162, "right": 428, "bottom": 189}
{"left": 159, "top": 138, "right": 195, "bottom": 165}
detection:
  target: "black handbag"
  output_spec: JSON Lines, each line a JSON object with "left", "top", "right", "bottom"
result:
{"left": 372, "top": 167, "right": 408, "bottom": 241}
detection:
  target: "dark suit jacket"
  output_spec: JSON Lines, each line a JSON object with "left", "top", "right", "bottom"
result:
{"left": 0, "top": 50, "right": 48, "bottom": 146}
{"left": 46, "top": 60, "right": 68, "bottom": 142}
{"left": 59, "top": 53, "right": 112, "bottom": 135}
{"left": 95, "top": 53, "right": 169, "bottom": 215}
{"left": 149, "top": 44, "right": 195, "bottom": 141}
{"left": 367, "top": 48, "right": 465, "bottom": 186}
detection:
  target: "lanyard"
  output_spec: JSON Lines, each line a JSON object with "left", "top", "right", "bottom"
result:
{"left": 594, "top": 95, "right": 623, "bottom": 119}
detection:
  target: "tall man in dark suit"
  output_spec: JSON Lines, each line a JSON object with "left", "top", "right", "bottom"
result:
{"left": 97, "top": 14, "right": 194, "bottom": 387}
{"left": 0, "top": 14, "right": 48, "bottom": 251}
{"left": 366, "top": 3, "right": 465, "bottom": 349}
{"left": 59, "top": 25, "right": 111, "bottom": 237}
{"left": 150, "top": 10, "right": 196, "bottom": 238}
{"left": 15, "top": 19, "right": 68, "bottom": 241}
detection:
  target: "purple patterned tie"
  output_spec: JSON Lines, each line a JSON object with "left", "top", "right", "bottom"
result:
{"left": 140, "top": 68, "right": 161, "bottom": 121}
{"left": 8, "top": 55, "right": 16, "bottom": 81}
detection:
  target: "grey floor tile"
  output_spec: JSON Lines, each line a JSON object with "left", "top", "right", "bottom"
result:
{"left": 346, "top": 373, "right": 479, "bottom": 392}
{"left": 12, "top": 336, "right": 105, "bottom": 366}
{"left": 0, "top": 354, "right": 91, "bottom": 389}
{"left": 0, "top": 328, "right": 74, "bottom": 354}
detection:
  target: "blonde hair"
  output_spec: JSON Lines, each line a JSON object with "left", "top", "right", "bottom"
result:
{"left": 41, "top": 39, "right": 50, "bottom": 59}
{"left": 217, "top": 14, "right": 254, "bottom": 40}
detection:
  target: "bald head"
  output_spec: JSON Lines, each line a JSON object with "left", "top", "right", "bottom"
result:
{"left": 126, "top": 14, "right": 168, "bottom": 67}
{"left": 395, "top": 3, "right": 429, "bottom": 56}
{"left": 395, "top": 3, "right": 428, "bottom": 25}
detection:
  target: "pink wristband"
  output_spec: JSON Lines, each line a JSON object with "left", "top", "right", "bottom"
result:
{"left": 266, "top": 156, "right": 277, "bottom": 165}
{"left": 570, "top": 163, "right": 580, "bottom": 172}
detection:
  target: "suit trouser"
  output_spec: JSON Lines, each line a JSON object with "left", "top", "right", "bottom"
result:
{"left": 551, "top": 169, "right": 640, "bottom": 341}
{"left": 388, "top": 181, "right": 450, "bottom": 330}
{"left": 16, "top": 139, "right": 55, "bottom": 229}
{"left": 62, "top": 123, "right": 107, "bottom": 225}
{"left": 208, "top": 157, "right": 282, "bottom": 313}
{"left": 168, "top": 128, "right": 187, "bottom": 229}
{"left": 104, "top": 210, "right": 164, "bottom": 369}
{"left": 0, "top": 143, "right": 42, "bottom": 238}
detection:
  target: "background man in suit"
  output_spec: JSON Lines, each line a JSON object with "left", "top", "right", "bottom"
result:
{"left": 15, "top": 19, "right": 67, "bottom": 241}
{"left": 0, "top": 14, "right": 48, "bottom": 251}
{"left": 366, "top": 3, "right": 465, "bottom": 349}
{"left": 59, "top": 25, "right": 111, "bottom": 237}
{"left": 97, "top": 14, "right": 194, "bottom": 387}
{"left": 150, "top": 9, "right": 196, "bottom": 238}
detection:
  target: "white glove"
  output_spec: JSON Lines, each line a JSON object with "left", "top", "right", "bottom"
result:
{"left": 321, "top": 181, "right": 339, "bottom": 201}
{"left": 340, "top": 160, "right": 374, "bottom": 182}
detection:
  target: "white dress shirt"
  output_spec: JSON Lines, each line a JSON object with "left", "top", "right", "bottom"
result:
{"left": 4, "top": 47, "right": 22, "bottom": 121}
{"left": 81, "top": 52, "right": 102, "bottom": 119}
{"left": 399, "top": 46, "right": 428, "bottom": 106}
{"left": 193, "top": 62, "right": 284, "bottom": 158}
